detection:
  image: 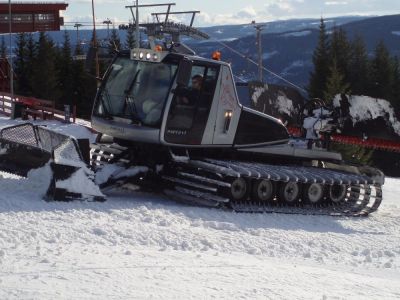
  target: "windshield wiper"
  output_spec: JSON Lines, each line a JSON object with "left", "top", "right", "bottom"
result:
{"left": 124, "top": 69, "right": 142, "bottom": 124}
{"left": 100, "top": 87, "right": 113, "bottom": 119}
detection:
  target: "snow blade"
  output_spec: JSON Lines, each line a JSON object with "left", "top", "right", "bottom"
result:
{"left": 0, "top": 134, "right": 51, "bottom": 176}
{"left": 0, "top": 123, "right": 104, "bottom": 201}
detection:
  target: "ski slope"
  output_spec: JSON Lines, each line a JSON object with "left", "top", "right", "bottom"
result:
{"left": 0, "top": 117, "right": 400, "bottom": 299}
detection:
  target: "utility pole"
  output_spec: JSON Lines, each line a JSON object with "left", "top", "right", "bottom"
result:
{"left": 91, "top": 0, "right": 100, "bottom": 83}
{"left": 252, "top": 20, "right": 265, "bottom": 82}
{"left": 74, "top": 23, "right": 82, "bottom": 42}
{"left": 103, "top": 18, "right": 112, "bottom": 39}
{"left": 8, "top": 0, "right": 13, "bottom": 99}
{"left": 135, "top": 1, "right": 139, "bottom": 48}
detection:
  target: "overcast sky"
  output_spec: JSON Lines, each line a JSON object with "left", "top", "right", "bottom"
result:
{"left": 59, "top": 0, "right": 400, "bottom": 28}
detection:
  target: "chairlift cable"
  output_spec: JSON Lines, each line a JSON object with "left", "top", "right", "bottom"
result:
{"left": 233, "top": 75, "right": 246, "bottom": 82}
{"left": 209, "top": 38, "right": 307, "bottom": 93}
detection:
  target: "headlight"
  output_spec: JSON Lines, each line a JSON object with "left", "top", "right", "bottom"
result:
{"left": 146, "top": 53, "right": 151, "bottom": 60}
{"left": 139, "top": 52, "right": 144, "bottom": 59}
{"left": 153, "top": 54, "right": 158, "bottom": 61}
{"left": 133, "top": 52, "right": 137, "bottom": 58}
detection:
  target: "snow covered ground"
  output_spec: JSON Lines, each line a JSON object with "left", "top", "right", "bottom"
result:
{"left": 1, "top": 117, "right": 400, "bottom": 299}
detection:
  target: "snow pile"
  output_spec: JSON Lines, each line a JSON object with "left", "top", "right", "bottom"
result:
{"left": 251, "top": 85, "right": 266, "bottom": 106}
{"left": 275, "top": 93, "right": 295, "bottom": 116}
{"left": 113, "top": 166, "right": 149, "bottom": 179}
{"left": 0, "top": 163, "right": 53, "bottom": 202}
{"left": 56, "top": 167, "right": 104, "bottom": 198}
{"left": 95, "top": 164, "right": 149, "bottom": 185}
{"left": 95, "top": 164, "right": 126, "bottom": 185}
{"left": 333, "top": 95, "right": 400, "bottom": 135}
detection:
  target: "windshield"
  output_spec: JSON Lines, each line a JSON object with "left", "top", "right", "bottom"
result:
{"left": 94, "top": 56, "right": 178, "bottom": 127}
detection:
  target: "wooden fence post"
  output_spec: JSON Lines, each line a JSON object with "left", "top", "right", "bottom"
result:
{"left": 52, "top": 101, "right": 55, "bottom": 119}
{"left": 73, "top": 105, "right": 77, "bottom": 123}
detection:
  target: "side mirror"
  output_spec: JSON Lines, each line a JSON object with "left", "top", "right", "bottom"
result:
{"left": 176, "top": 58, "right": 192, "bottom": 87}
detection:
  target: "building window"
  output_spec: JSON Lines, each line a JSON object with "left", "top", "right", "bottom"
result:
{"left": 0, "top": 14, "right": 9, "bottom": 23}
{"left": 13, "top": 14, "right": 32, "bottom": 23}
{"left": 35, "top": 13, "right": 55, "bottom": 22}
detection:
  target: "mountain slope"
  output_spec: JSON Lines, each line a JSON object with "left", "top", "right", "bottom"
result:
{"left": 189, "top": 14, "right": 400, "bottom": 88}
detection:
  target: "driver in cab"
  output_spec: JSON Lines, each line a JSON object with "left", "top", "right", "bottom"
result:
{"left": 177, "top": 74, "right": 203, "bottom": 106}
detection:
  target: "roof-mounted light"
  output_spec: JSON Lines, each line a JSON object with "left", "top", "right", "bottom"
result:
{"left": 131, "top": 48, "right": 168, "bottom": 63}
{"left": 212, "top": 50, "right": 221, "bottom": 61}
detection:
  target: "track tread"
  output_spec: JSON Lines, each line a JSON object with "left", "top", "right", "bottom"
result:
{"left": 168, "top": 157, "right": 382, "bottom": 217}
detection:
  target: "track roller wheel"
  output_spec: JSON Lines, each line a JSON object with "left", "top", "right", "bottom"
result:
{"left": 303, "top": 183, "right": 325, "bottom": 204}
{"left": 229, "top": 177, "right": 248, "bottom": 201}
{"left": 252, "top": 179, "right": 275, "bottom": 202}
{"left": 279, "top": 181, "right": 301, "bottom": 205}
{"left": 329, "top": 185, "right": 347, "bottom": 203}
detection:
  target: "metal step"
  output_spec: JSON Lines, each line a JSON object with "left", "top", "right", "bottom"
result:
{"left": 162, "top": 176, "right": 218, "bottom": 193}
{"left": 178, "top": 171, "right": 231, "bottom": 187}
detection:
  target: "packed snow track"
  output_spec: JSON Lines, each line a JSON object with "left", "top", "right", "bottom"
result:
{"left": 0, "top": 117, "right": 399, "bottom": 299}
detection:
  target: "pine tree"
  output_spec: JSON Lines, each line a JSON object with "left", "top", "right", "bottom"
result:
{"left": 125, "top": 28, "right": 136, "bottom": 50}
{"left": 56, "top": 31, "right": 74, "bottom": 107}
{"left": 14, "top": 33, "right": 30, "bottom": 95}
{"left": 368, "top": 41, "right": 393, "bottom": 100}
{"left": 323, "top": 58, "right": 350, "bottom": 103}
{"left": 329, "top": 27, "right": 350, "bottom": 82}
{"left": 348, "top": 35, "right": 369, "bottom": 95}
{"left": 0, "top": 36, "right": 6, "bottom": 58}
{"left": 31, "top": 32, "right": 60, "bottom": 101}
{"left": 24, "top": 33, "right": 36, "bottom": 96}
{"left": 72, "top": 32, "right": 98, "bottom": 118}
{"left": 308, "top": 18, "right": 330, "bottom": 99}
{"left": 108, "top": 27, "right": 121, "bottom": 54}
{"left": 390, "top": 57, "right": 400, "bottom": 111}
{"left": 74, "top": 40, "right": 84, "bottom": 56}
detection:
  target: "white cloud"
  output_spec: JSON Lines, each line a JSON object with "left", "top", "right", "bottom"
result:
{"left": 264, "top": 0, "right": 295, "bottom": 14}
{"left": 236, "top": 6, "right": 258, "bottom": 19}
{"left": 196, "top": 6, "right": 265, "bottom": 25}
{"left": 325, "top": 1, "right": 348, "bottom": 5}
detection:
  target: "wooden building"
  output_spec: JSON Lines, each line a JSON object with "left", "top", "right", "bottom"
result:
{"left": 0, "top": 2, "right": 68, "bottom": 33}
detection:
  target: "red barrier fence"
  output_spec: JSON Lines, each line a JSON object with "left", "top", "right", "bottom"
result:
{"left": 287, "top": 126, "right": 400, "bottom": 153}
{"left": 0, "top": 92, "right": 76, "bottom": 123}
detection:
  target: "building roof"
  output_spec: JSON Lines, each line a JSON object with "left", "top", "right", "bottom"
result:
{"left": 0, "top": 2, "right": 68, "bottom": 13}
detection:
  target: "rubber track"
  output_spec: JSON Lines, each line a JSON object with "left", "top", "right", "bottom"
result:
{"left": 165, "top": 158, "right": 383, "bottom": 217}
{"left": 90, "top": 144, "right": 383, "bottom": 217}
